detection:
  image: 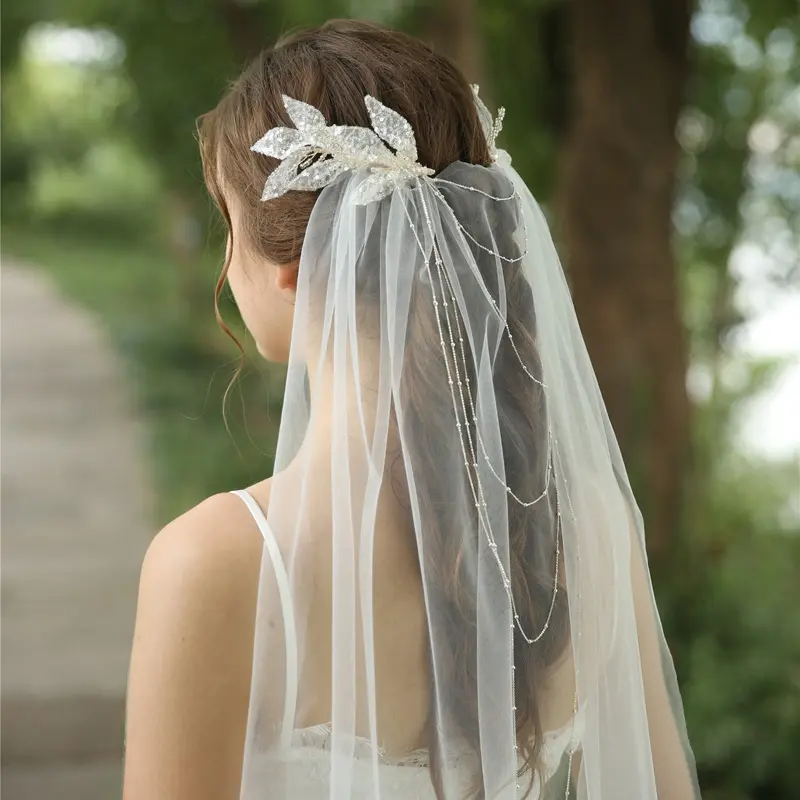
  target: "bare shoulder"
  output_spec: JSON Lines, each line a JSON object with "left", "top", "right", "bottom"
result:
{"left": 123, "top": 489, "right": 268, "bottom": 800}
{"left": 131, "top": 489, "right": 269, "bottom": 689}
{"left": 140, "top": 490, "right": 266, "bottom": 601}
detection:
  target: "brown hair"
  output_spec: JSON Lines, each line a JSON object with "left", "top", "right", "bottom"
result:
{"left": 199, "top": 19, "right": 568, "bottom": 798}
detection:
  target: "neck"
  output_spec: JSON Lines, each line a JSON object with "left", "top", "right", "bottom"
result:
{"left": 279, "top": 338, "right": 414, "bottom": 563}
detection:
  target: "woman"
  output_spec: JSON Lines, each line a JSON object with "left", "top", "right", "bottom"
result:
{"left": 123, "top": 19, "right": 699, "bottom": 800}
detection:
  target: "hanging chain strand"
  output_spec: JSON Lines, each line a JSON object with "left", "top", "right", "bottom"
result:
{"left": 406, "top": 183, "right": 581, "bottom": 798}
{"left": 430, "top": 182, "right": 546, "bottom": 392}
{"left": 415, "top": 185, "right": 521, "bottom": 787}
{"left": 417, "top": 184, "right": 558, "bottom": 641}
{"left": 436, "top": 264, "right": 561, "bottom": 645}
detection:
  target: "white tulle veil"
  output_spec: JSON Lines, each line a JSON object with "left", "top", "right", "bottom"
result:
{"left": 237, "top": 89, "right": 699, "bottom": 799}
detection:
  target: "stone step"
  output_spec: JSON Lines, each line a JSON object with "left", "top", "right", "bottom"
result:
{"left": 1, "top": 694, "right": 124, "bottom": 765}
{"left": 0, "top": 260, "right": 153, "bottom": 778}
{"left": 2, "top": 760, "right": 122, "bottom": 800}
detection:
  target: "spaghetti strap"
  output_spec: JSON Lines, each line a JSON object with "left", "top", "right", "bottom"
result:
{"left": 230, "top": 489, "right": 297, "bottom": 748}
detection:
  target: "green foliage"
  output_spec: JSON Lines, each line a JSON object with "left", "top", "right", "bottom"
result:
{"left": 677, "top": 450, "right": 800, "bottom": 798}
{"left": 1, "top": 34, "right": 158, "bottom": 235}
{"left": 684, "top": 532, "right": 800, "bottom": 797}
{"left": 28, "top": 138, "right": 159, "bottom": 237}
{"left": 14, "top": 0, "right": 350, "bottom": 196}
{"left": 679, "top": 0, "right": 800, "bottom": 362}
{"left": 659, "top": 353, "right": 800, "bottom": 799}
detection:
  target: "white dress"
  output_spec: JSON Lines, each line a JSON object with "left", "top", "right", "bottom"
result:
{"left": 232, "top": 489, "right": 580, "bottom": 799}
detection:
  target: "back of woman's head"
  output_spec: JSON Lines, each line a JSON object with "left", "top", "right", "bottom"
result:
{"left": 200, "top": 19, "right": 490, "bottom": 265}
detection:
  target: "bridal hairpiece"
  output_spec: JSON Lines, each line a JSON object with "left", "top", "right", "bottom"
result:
{"left": 250, "top": 86, "right": 580, "bottom": 789}
{"left": 250, "top": 86, "right": 504, "bottom": 203}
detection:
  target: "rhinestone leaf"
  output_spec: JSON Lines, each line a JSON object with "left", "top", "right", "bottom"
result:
{"left": 253, "top": 93, "right": 438, "bottom": 204}
{"left": 328, "top": 126, "right": 391, "bottom": 160}
{"left": 261, "top": 149, "right": 307, "bottom": 200}
{"left": 364, "top": 95, "right": 418, "bottom": 162}
{"left": 288, "top": 158, "right": 348, "bottom": 192}
{"left": 251, "top": 126, "right": 304, "bottom": 159}
{"left": 493, "top": 107, "right": 505, "bottom": 145}
{"left": 471, "top": 85, "right": 494, "bottom": 151}
{"left": 471, "top": 85, "right": 504, "bottom": 162}
{"left": 353, "top": 172, "right": 396, "bottom": 205}
{"left": 282, "top": 95, "right": 326, "bottom": 131}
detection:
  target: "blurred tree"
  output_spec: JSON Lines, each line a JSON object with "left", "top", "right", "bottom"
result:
{"left": 683, "top": 0, "right": 800, "bottom": 364}
{"left": 556, "top": 0, "right": 694, "bottom": 557}
{"left": 418, "top": 0, "right": 483, "bottom": 84}
{"left": 673, "top": 349, "right": 800, "bottom": 797}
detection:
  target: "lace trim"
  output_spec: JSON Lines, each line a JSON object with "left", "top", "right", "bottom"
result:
{"left": 290, "top": 715, "right": 581, "bottom": 773}
{"left": 292, "top": 724, "right": 430, "bottom": 768}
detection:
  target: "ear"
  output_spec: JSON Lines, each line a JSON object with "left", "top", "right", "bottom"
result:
{"left": 275, "top": 260, "right": 300, "bottom": 292}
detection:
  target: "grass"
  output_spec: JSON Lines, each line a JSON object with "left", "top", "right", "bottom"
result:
{"left": 2, "top": 223, "right": 284, "bottom": 526}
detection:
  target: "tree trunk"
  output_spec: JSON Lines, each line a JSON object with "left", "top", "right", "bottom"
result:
{"left": 423, "top": 0, "right": 483, "bottom": 84}
{"left": 221, "top": 0, "right": 271, "bottom": 65}
{"left": 557, "top": 0, "right": 692, "bottom": 557}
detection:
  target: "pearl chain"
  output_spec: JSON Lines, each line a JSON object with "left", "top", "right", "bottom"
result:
{"left": 435, "top": 264, "right": 561, "bottom": 647}
{"left": 403, "top": 183, "right": 581, "bottom": 798}
{"left": 434, "top": 177, "right": 517, "bottom": 202}
{"left": 430, "top": 182, "right": 545, "bottom": 393}
{"left": 417, "top": 185, "right": 560, "bottom": 645}
{"left": 431, "top": 183, "right": 528, "bottom": 264}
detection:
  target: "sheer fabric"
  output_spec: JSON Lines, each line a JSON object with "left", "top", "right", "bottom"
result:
{"left": 238, "top": 157, "right": 699, "bottom": 799}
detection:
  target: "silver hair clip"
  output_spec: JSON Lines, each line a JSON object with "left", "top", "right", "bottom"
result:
{"left": 251, "top": 94, "right": 433, "bottom": 204}
{"left": 250, "top": 87, "right": 507, "bottom": 204}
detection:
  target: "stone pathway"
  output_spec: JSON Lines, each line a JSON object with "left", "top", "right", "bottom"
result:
{"left": 1, "top": 260, "right": 154, "bottom": 798}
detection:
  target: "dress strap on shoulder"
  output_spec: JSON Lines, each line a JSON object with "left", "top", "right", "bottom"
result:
{"left": 229, "top": 489, "right": 297, "bottom": 748}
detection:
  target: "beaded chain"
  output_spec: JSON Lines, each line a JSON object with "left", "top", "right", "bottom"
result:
{"left": 407, "top": 184, "right": 581, "bottom": 797}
